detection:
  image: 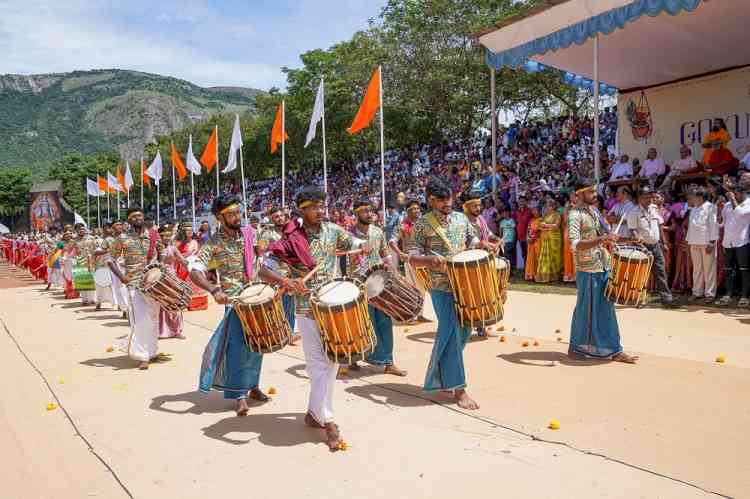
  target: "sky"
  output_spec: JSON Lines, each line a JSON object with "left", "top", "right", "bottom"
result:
{"left": 0, "top": 0, "right": 387, "bottom": 90}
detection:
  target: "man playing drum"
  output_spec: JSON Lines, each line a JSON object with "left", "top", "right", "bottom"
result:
{"left": 108, "top": 208, "right": 164, "bottom": 370}
{"left": 407, "top": 177, "right": 481, "bottom": 410}
{"left": 92, "top": 222, "right": 116, "bottom": 311}
{"left": 568, "top": 180, "right": 638, "bottom": 364}
{"left": 73, "top": 223, "right": 97, "bottom": 306}
{"left": 348, "top": 198, "right": 407, "bottom": 376}
{"left": 109, "top": 220, "right": 130, "bottom": 319}
{"left": 190, "top": 196, "right": 269, "bottom": 416}
{"left": 259, "top": 187, "right": 370, "bottom": 451}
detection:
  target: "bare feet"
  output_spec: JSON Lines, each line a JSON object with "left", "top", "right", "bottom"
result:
{"left": 384, "top": 364, "right": 407, "bottom": 377}
{"left": 236, "top": 398, "right": 249, "bottom": 416}
{"left": 138, "top": 361, "right": 149, "bottom": 370}
{"left": 324, "top": 422, "right": 343, "bottom": 451}
{"left": 122, "top": 311, "right": 128, "bottom": 320}
{"left": 612, "top": 352, "right": 639, "bottom": 364}
{"left": 289, "top": 334, "right": 301, "bottom": 346}
{"left": 349, "top": 362, "right": 361, "bottom": 371}
{"left": 455, "top": 389, "right": 479, "bottom": 410}
{"left": 248, "top": 388, "right": 269, "bottom": 402}
{"left": 95, "top": 304, "right": 102, "bottom": 311}
{"left": 304, "top": 412, "right": 325, "bottom": 429}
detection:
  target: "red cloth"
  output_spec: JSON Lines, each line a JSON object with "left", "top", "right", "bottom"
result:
{"left": 267, "top": 219, "right": 316, "bottom": 272}
{"left": 514, "top": 207, "right": 533, "bottom": 242}
{"left": 241, "top": 225, "right": 255, "bottom": 280}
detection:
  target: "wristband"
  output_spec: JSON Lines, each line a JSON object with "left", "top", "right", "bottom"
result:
{"left": 210, "top": 286, "right": 222, "bottom": 295}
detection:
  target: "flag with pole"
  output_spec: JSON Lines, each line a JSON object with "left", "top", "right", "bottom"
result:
{"left": 86, "top": 178, "right": 101, "bottom": 229}
{"left": 116, "top": 165, "right": 128, "bottom": 193}
{"left": 223, "top": 114, "right": 247, "bottom": 221}
{"left": 201, "top": 125, "right": 220, "bottom": 198}
{"left": 171, "top": 142, "right": 188, "bottom": 181}
{"left": 124, "top": 161, "right": 134, "bottom": 207}
{"left": 86, "top": 178, "right": 102, "bottom": 197}
{"left": 270, "top": 101, "right": 288, "bottom": 207}
{"left": 186, "top": 135, "right": 201, "bottom": 228}
{"left": 347, "top": 66, "right": 386, "bottom": 222}
{"left": 305, "top": 77, "right": 328, "bottom": 214}
{"left": 107, "top": 170, "right": 121, "bottom": 220}
{"left": 140, "top": 156, "right": 147, "bottom": 209}
{"left": 146, "top": 151, "right": 163, "bottom": 225}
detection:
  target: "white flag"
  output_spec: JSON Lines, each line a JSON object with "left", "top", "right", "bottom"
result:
{"left": 107, "top": 171, "right": 122, "bottom": 192}
{"left": 124, "top": 161, "right": 134, "bottom": 190}
{"left": 74, "top": 212, "right": 87, "bottom": 228}
{"left": 223, "top": 114, "right": 243, "bottom": 173}
{"left": 305, "top": 78, "right": 325, "bottom": 148}
{"left": 146, "top": 152, "right": 163, "bottom": 186}
{"left": 186, "top": 135, "right": 202, "bottom": 175}
{"left": 86, "top": 178, "right": 102, "bottom": 197}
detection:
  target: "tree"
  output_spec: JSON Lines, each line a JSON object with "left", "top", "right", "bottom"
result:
{"left": 0, "top": 167, "right": 33, "bottom": 230}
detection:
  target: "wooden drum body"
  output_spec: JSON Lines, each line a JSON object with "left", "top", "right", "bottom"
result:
{"left": 495, "top": 256, "right": 510, "bottom": 304}
{"left": 447, "top": 249, "right": 503, "bottom": 328}
{"left": 310, "top": 278, "right": 375, "bottom": 364}
{"left": 233, "top": 283, "right": 291, "bottom": 354}
{"left": 605, "top": 245, "right": 653, "bottom": 306}
{"left": 364, "top": 265, "right": 423, "bottom": 322}
{"left": 138, "top": 263, "right": 192, "bottom": 312}
{"left": 412, "top": 265, "right": 432, "bottom": 291}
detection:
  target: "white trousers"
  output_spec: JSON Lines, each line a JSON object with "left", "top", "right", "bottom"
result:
{"left": 111, "top": 269, "right": 129, "bottom": 310}
{"left": 124, "top": 288, "right": 160, "bottom": 362}
{"left": 689, "top": 245, "right": 717, "bottom": 298}
{"left": 297, "top": 315, "right": 338, "bottom": 425}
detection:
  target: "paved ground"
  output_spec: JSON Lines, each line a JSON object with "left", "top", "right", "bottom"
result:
{"left": 0, "top": 261, "right": 747, "bottom": 498}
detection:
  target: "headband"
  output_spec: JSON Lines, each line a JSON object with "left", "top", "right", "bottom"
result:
{"left": 219, "top": 203, "right": 240, "bottom": 215}
{"left": 462, "top": 199, "right": 481, "bottom": 211}
{"left": 298, "top": 200, "right": 316, "bottom": 209}
{"left": 354, "top": 205, "right": 372, "bottom": 213}
{"left": 575, "top": 185, "right": 595, "bottom": 196}
{"left": 127, "top": 211, "right": 143, "bottom": 219}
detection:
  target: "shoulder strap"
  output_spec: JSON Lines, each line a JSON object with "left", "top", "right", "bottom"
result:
{"left": 425, "top": 212, "right": 454, "bottom": 254}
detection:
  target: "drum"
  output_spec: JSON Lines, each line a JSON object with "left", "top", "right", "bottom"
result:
{"left": 72, "top": 266, "right": 95, "bottom": 291}
{"left": 310, "top": 278, "right": 376, "bottom": 364}
{"left": 137, "top": 263, "right": 193, "bottom": 312}
{"left": 495, "top": 256, "right": 511, "bottom": 304}
{"left": 232, "top": 283, "right": 292, "bottom": 353}
{"left": 446, "top": 249, "right": 503, "bottom": 328}
{"left": 412, "top": 265, "right": 432, "bottom": 291}
{"left": 93, "top": 266, "right": 112, "bottom": 287}
{"left": 605, "top": 245, "right": 653, "bottom": 306}
{"left": 364, "top": 265, "right": 423, "bottom": 322}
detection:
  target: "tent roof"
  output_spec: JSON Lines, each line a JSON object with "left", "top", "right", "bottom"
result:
{"left": 481, "top": 0, "right": 749, "bottom": 91}
{"left": 30, "top": 180, "right": 63, "bottom": 193}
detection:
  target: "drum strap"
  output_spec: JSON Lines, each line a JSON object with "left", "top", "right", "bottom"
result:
{"left": 425, "top": 212, "right": 454, "bottom": 255}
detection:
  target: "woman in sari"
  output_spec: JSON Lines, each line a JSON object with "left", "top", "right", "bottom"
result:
{"left": 535, "top": 198, "right": 563, "bottom": 283}
{"left": 524, "top": 206, "right": 541, "bottom": 281}
{"left": 158, "top": 224, "right": 185, "bottom": 339}
{"left": 671, "top": 214, "right": 693, "bottom": 293}
{"left": 562, "top": 194, "right": 576, "bottom": 282}
{"left": 175, "top": 222, "right": 208, "bottom": 311}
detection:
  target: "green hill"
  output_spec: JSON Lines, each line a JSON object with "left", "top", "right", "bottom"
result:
{"left": 0, "top": 69, "right": 263, "bottom": 176}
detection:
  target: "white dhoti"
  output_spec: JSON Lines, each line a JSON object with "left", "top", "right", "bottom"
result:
{"left": 48, "top": 267, "right": 64, "bottom": 287}
{"left": 93, "top": 267, "right": 115, "bottom": 305}
{"left": 80, "top": 290, "right": 97, "bottom": 304}
{"left": 111, "top": 267, "right": 129, "bottom": 310}
{"left": 297, "top": 315, "right": 338, "bottom": 425}
{"left": 123, "top": 288, "right": 160, "bottom": 362}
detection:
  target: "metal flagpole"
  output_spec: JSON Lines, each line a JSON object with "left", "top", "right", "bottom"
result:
{"left": 86, "top": 190, "right": 90, "bottom": 229}
{"left": 126, "top": 160, "right": 130, "bottom": 208}
{"left": 281, "top": 100, "right": 285, "bottom": 208}
{"left": 491, "top": 68, "right": 497, "bottom": 201}
{"left": 215, "top": 125, "right": 220, "bottom": 198}
{"left": 106, "top": 172, "right": 110, "bottom": 221}
{"left": 171, "top": 142, "right": 177, "bottom": 221}
{"left": 593, "top": 34, "right": 601, "bottom": 184}
{"left": 321, "top": 77, "right": 328, "bottom": 217}
{"left": 190, "top": 135, "right": 196, "bottom": 230}
{"left": 239, "top": 145, "right": 248, "bottom": 224}
{"left": 378, "top": 66, "right": 386, "bottom": 224}
{"left": 140, "top": 154, "right": 144, "bottom": 209}
{"left": 96, "top": 191, "right": 100, "bottom": 229}
{"left": 156, "top": 181, "right": 160, "bottom": 226}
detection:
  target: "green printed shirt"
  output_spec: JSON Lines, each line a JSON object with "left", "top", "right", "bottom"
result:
{"left": 413, "top": 210, "right": 478, "bottom": 292}
{"left": 74, "top": 235, "right": 97, "bottom": 268}
{"left": 194, "top": 229, "right": 248, "bottom": 298}
{"left": 568, "top": 205, "right": 609, "bottom": 273}
{"left": 111, "top": 230, "right": 162, "bottom": 282}
{"left": 348, "top": 224, "right": 388, "bottom": 278}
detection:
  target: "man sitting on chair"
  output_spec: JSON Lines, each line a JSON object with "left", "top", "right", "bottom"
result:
{"left": 608, "top": 154, "right": 632, "bottom": 182}
{"left": 660, "top": 146, "right": 699, "bottom": 190}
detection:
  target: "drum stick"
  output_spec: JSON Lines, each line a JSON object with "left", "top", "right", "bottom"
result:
{"left": 613, "top": 213, "right": 626, "bottom": 236}
{"left": 335, "top": 248, "right": 363, "bottom": 257}
{"left": 302, "top": 262, "right": 323, "bottom": 284}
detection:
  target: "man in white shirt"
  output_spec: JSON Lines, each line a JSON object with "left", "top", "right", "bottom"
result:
{"left": 638, "top": 148, "right": 666, "bottom": 188}
{"left": 717, "top": 181, "right": 750, "bottom": 307}
{"left": 606, "top": 186, "right": 636, "bottom": 237}
{"left": 627, "top": 187, "right": 675, "bottom": 308}
{"left": 660, "top": 146, "right": 698, "bottom": 190}
{"left": 686, "top": 186, "right": 719, "bottom": 302}
{"left": 608, "top": 154, "right": 633, "bottom": 182}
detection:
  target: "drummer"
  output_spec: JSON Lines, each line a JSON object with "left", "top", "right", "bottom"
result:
{"left": 408, "top": 176, "right": 481, "bottom": 410}
{"left": 259, "top": 186, "right": 371, "bottom": 451}
{"left": 157, "top": 223, "right": 186, "bottom": 339}
{"left": 189, "top": 195, "right": 269, "bottom": 416}
{"left": 92, "top": 222, "right": 116, "bottom": 311}
{"left": 348, "top": 198, "right": 407, "bottom": 376}
{"left": 389, "top": 198, "right": 430, "bottom": 321}
{"left": 109, "top": 219, "right": 130, "bottom": 319}
{"left": 108, "top": 208, "right": 164, "bottom": 370}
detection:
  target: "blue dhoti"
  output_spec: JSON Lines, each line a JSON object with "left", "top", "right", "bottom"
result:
{"left": 570, "top": 271, "right": 622, "bottom": 358}
{"left": 282, "top": 294, "right": 296, "bottom": 332}
{"left": 424, "top": 290, "right": 471, "bottom": 392}
{"left": 199, "top": 307, "right": 263, "bottom": 399}
{"left": 366, "top": 305, "right": 393, "bottom": 365}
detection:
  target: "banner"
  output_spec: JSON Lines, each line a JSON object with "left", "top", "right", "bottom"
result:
{"left": 618, "top": 66, "right": 750, "bottom": 166}
{"left": 29, "top": 191, "right": 64, "bottom": 232}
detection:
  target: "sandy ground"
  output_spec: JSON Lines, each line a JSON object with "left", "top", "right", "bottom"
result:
{"left": 0, "top": 261, "right": 748, "bottom": 499}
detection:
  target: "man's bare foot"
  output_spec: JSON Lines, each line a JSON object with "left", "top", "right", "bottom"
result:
{"left": 384, "top": 364, "right": 407, "bottom": 377}
{"left": 236, "top": 398, "right": 249, "bottom": 416}
{"left": 455, "top": 389, "right": 479, "bottom": 410}
{"left": 304, "top": 412, "right": 325, "bottom": 428}
{"left": 289, "top": 334, "right": 301, "bottom": 346}
{"left": 44, "top": 284, "right": 51, "bottom": 291}
{"left": 122, "top": 311, "right": 128, "bottom": 320}
{"left": 95, "top": 304, "right": 102, "bottom": 311}
{"left": 324, "top": 422, "right": 343, "bottom": 451}
{"left": 248, "top": 388, "right": 269, "bottom": 402}
{"left": 349, "top": 362, "right": 361, "bottom": 371}
{"left": 612, "top": 352, "right": 639, "bottom": 364}
{"left": 138, "top": 361, "right": 149, "bottom": 370}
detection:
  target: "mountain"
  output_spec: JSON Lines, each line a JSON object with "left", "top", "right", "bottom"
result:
{"left": 0, "top": 69, "right": 263, "bottom": 175}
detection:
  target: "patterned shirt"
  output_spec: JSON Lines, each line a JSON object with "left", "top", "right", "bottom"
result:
{"left": 413, "top": 210, "right": 478, "bottom": 292}
{"left": 111, "top": 229, "right": 162, "bottom": 282}
{"left": 348, "top": 224, "right": 388, "bottom": 278}
{"left": 258, "top": 226, "right": 288, "bottom": 278}
{"left": 92, "top": 236, "right": 110, "bottom": 270}
{"left": 74, "top": 235, "right": 97, "bottom": 268}
{"left": 193, "top": 229, "right": 248, "bottom": 298}
{"left": 391, "top": 218, "right": 419, "bottom": 255}
{"left": 568, "top": 205, "right": 609, "bottom": 273}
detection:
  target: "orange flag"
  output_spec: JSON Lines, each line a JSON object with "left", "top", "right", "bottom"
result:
{"left": 171, "top": 142, "right": 188, "bottom": 181}
{"left": 200, "top": 127, "right": 218, "bottom": 172}
{"left": 116, "top": 165, "right": 128, "bottom": 193}
{"left": 347, "top": 67, "right": 381, "bottom": 135}
{"left": 97, "top": 176, "right": 111, "bottom": 194}
{"left": 270, "top": 102, "right": 288, "bottom": 154}
{"left": 141, "top": 158, "right": 151, "bottom": 188}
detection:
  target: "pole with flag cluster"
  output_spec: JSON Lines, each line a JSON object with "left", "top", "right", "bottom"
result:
{"left": 200, "top": 125, "right": 219, "bottom": 200}
{"left": 305, "top": 77, "right": 327, "bottom": 216}
{"left": 125, "top": 161, "right": 134, "bottom": 208}
{"left": 186, "top": 135, "right": 202, "bottom": 229}
{"left": 170, "top": 142, "right": 187, "bottom": 221}
{"left": 98, "top": 176, "right": 109, "bottom": 222}
{"left": 271, "top": 102, "right": 289, "bottom": 208}
{"left": 147, "top": 152, "right": 163, "bottom": 226}
{"left": 223, "top": 115, "right": 246, "bottom": 222}
{"left": 86, "top": 178, "right": 102, "bottom": 229}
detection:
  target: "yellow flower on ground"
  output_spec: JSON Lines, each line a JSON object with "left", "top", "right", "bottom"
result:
{"left": 268, "top": 387, "right": 277, "bottom": 395}
{"left": 106, "top": 346, "right": 114, "bottom": 352}
{"left": 548, "top": 419, "right": 560, "bottom": 430}
{"left": 715, "top": 355, "right": 726, "bottom": 363}
{"left": 521, "top": 341, "right": 529, "bottom": 347}
{"left": 46, "top": 403, "right": 58, "bottom": 411}
{"left": 499, "top": 335, "right": 506, "bottom": 343}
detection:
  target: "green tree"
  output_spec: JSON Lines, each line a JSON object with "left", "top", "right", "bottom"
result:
{"left": 0, "top": 167, "right": 33, "bottom": 230}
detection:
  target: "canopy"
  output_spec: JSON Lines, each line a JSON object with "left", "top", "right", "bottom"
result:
{"left": 481, "top": 0, "right": 747, "bottom": 91}
{"left": 0, "top": 223, "right": 9, "bottom": 234}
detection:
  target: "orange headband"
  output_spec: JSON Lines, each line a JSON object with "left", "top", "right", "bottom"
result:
{"left": 462, "top": 199, "right": 481, "bottom": 211}
{"left": 298, "top": 200, "right": 315, "bottom": 209}
{"left": 354, "top": 205, "right": 372, "bottom": 213}
{"left": 576, "top": 186, "right": 595, "bottom": 196}
{"left": 219, "top": 203, "right": 240, "bottom": 215}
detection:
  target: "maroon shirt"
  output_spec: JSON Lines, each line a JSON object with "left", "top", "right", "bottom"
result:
{"left": 514, "top": 207, "right": 532, "bottom": 242}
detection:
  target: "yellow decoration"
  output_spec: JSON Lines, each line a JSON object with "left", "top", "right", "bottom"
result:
{"left": 46, "top": 403, "right": 58, "bottom": 411}
{"left": 404, "top": 327, "right": 411, "bottom": 333}
{"left": 715, "top": 355, "right": 726, "bottom": 364}
{"left": 59, "top": 378, "right": 65, "bottom": 384}
{"left": 548, "top": 419, "right": 560, "bottom": 430}
{"left": 106, "top": 346, "right": 114, "bottom": 352}
{"left": 521, "top": 341, "right": 529, "bottom": 347}
{"left": 268, "top": 387, "right": 277, "bottom": 395}
{"left": 338, "top": 441, "right": 349, "bottom": 451}
{"left": 499, "top": 336, "right": 506, "bottom": 343}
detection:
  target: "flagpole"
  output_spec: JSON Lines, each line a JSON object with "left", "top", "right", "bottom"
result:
{"left": 106, "top": 172, "right": 110, "bottom": 221}
{"left": 126, "top": 161, "right": 130, "bottom": 208}
{"left": 140, "top": 155, "right": 144, "bottom": 209}
{"left": 378, "top": 66, "right": 386, "bottom": 224}
{"left": 215, "top": 125, "right": 220, "bottom": 198}
{"left": 171, "top": 142, "right": 177, "bottom": 221}
{"left": 321, "top": 77, "right": 328, "bottom": 218}
{"left": 281, "top": 100, "right": 286, "bottom": 209}
{"left": 156, "top": 181, "right": 160, "bottom": 226}
{"left": 86, "top": 190, "right": 90, "bottom": 229}
{"left": 239, "top": 145, "right": 248, "bottom": 224}
{"left": 190, "top": 136, "right": 196, "bottom": 230}
{"left": 96, "top": 191, "right": 100, "bottom": 229}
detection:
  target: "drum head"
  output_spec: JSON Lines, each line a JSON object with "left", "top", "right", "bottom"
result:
{"left": 451, "top": 249, "right": 489, "bottom": 263}
{"left": 495, "top": 257, "right": 509, "bottom": 270}
{"left": 238, "top": 283, "right": 275, "bottom": 304}
{"left": 615, "top": 248, "right": 648, "bottom": 260}
{"left": 143, "top": 267, "right": 162, "bottom": 285}
{"left": 365, "top": 270, "right": 388, "bottom": 298}
{"left": 317, "top": 280, "right": 360, "bottom": 305}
